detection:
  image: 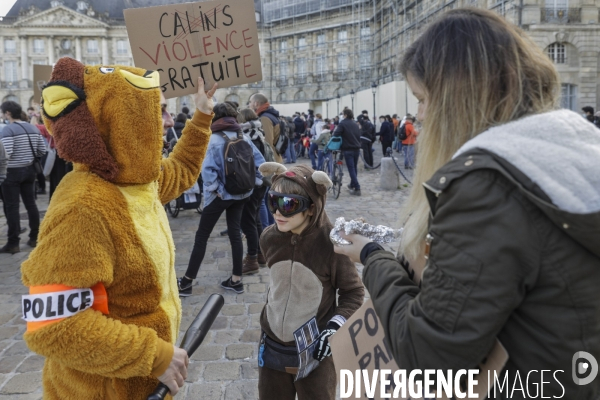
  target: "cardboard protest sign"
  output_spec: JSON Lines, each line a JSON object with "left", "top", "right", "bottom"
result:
{"left": 33, "top": 65, "right": 53, "bottom": 104}
{"left": 124, "top": 0, "right": 262, "bottom": 99}
{"left": 330, "top": 299, "right": 508, "bottom": 399}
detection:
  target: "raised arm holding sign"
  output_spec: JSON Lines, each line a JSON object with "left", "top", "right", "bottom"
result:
{"left": 124, "top": 0, "right": 261, "bottom": 99}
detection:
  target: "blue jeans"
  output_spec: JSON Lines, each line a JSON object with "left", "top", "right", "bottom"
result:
{"left": 317, "top": 150, "right": 333, "bottom": 172}
{"left": 395, "top": 140, "right": 402, "bottom": 152}
{"left": 308, "top": 142, "right": 319, "bottom": 169}
{"left": 405, "top": 145, "right": 415, "bottom": 168}
{"left": 343, "top": 150, "right": 360, "bottom": 190}
{"left": 285, "top": 139, "right": 296, "bottom": 163}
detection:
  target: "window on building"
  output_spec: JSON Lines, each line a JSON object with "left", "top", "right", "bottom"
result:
{"left": 545, "top": 0, "right": 568, "bottom": 10}
{"left": 544, "top": 0, "right": 569, "bottom": 21}
{"left": 279, "top": 61, "right": 288, "bottom": 78}
{"left": 33, "top": 60, "right": 47, "bottom": 65}
{"left": 5, "top": 61, "right": 18, "bottom": 82}
{"left": 50, "top": 1, "right": 62, "bottom": 7}
{"left": 33, "top": 39, "right": 45, "bottom": 54}
{"left": 560, "top": 84, "right": 577, "bottom": 111}
{"left": 361, "top": 27, "right": 371, "bottom": 37}
{"left": 280, "top": 40, "right": 287, "bottom": 51}
{"left": 339, "top": 53, "right": 348, "bottom": 70}
{"left": 87, "top": 39, "right": 98, "bottom": 54}
{"left": 298, "top": 37, "right": 306, "bottom": 49}
{"left": 117, "top": 40, "right": 128, "bottom": 55}
{"left": 3, "top": 95, "right": 19, "bottom": 103}
{"left": 297, "top": 58, "right": 307, "bottom": 75}
{"left": 4, "top": 39, "right": 16, "bottom": 54}
{"left": 338, "top": 30, "right": 347, "bottom": 44}
{"left": 360, "top": 51, "right": 370, "bottom": 68}
{"left": 547, "top": 43, "right": 566, "bottom": 64}
{"left": 317, "top": 34, "right": 325, "bottom": 47}
{"left": 316, "top": 56, "right": 326, "bottom": 76}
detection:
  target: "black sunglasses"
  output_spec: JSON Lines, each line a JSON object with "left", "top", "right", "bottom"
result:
{"left": 267, "top": 191, "right": 312, "bottom": 217}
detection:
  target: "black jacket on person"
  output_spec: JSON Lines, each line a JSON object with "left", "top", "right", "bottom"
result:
{"left": 362, "top": 110, "right": 600, "bottom": 400}
{"left": 359, "top": 119, "right": 376, "bottom": 142}
{"left": 378, "top": 121, "right": 395, "bottom": 143}
{"left": 293, "top": 117, "right": 305, "bottom": 137}
{"left": 333, "top": 118, "right": 361, "bottom": 151}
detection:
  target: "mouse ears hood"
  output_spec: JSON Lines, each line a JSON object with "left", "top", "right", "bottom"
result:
{"left": 41, "top": 57, "right": 163, "bottom": 184}
{"left": 259, "top": 162, "right": 332, "bottom": 231}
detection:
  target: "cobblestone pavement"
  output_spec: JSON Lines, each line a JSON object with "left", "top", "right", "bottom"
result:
{"left": 0, "top": 148, "right": 412, "bottom": 399}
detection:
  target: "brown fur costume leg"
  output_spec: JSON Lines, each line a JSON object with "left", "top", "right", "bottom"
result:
{"left": 258, "top": 357, "right": 336, "bottom": 400}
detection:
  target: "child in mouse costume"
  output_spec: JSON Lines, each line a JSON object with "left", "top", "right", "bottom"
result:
{"left": 20, "top": 57, "right": 217, "bottom": 399}
{"left": 257, "top": 162, "right": 365, "bottom": 400}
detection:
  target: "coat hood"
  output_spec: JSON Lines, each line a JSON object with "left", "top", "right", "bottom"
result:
{"left": 240, "top": 119, "right": 262, "bottom": 131}
{"left": 453, "top": 109, "right": 600, "bottom": 257}
{"left": 455, "top": 109, "right": 600, "bottom": 214}
{"left": 259, "top": 107, "right": 280, "bottom": 128}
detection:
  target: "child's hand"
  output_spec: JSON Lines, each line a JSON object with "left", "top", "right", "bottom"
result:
{"left": 333, "top": 232, "right": 372, "bottom": 264}
{"left": 194, "top": 77, "right": 218, "bottom": 115}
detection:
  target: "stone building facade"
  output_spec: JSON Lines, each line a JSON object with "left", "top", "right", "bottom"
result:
{"left": 1, "top": 0, "right": 599, "bottom": 115}
{"left": 1, "top": 1, "right": 133, "bottom": 107}
{"left": 257, "top": 0, "right": 600, "bottom": 114}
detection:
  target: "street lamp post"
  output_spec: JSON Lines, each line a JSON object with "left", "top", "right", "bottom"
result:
{"left": 371, "top": 82, "right": 377, "bottom": 130}
{"left": 350, "top": 89, "right": 355, "bottom": 111}
{"left": 336, "top": 93, "right": 340, "bottom": 116}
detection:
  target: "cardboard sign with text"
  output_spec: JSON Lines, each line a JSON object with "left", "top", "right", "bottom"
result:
{"left": 330, "top": 298, "right": 508, "bottom": 400}
{"left": 124, "top": 0, "right": 262, "bottom": 99}
{"left": 33, "top": 65, "right": 53, "bottom": 104}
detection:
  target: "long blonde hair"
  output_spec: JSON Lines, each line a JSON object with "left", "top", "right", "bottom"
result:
{"left": 399, "top": 8, "right": 559, "bottom": 260}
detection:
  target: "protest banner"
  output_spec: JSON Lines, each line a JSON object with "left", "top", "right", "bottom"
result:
{"left": 33, "top": 65, "right": 53, "bottom": 104}
{"left": 124, "top": 0, "right": 262, "bottom": 99}
{"left": 330, "top": 299, "right": 508, "bottom": 400}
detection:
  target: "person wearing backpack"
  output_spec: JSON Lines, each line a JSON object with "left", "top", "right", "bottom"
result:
{"left": 237, "top": 108, "right": 272, "bottom": 274}
{"left": 249, "top": 93, "right": 285, "bottom": 163}
{"left": 396, "top": 115, "right": 410, "bottom": 154}
{"left": 178, "top": 103, "right": 265, "bottom": 296}
{"left": 357, "top": 115, "right": 375, "bottom": 168}
{"left": 284, "top": 116, "right": 297, "bottom": 164}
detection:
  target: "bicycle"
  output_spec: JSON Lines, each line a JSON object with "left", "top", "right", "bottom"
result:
{"left": 164, "top": 177, "right": 204, "bottom": 217}
{"left": 320, "top": 150, "right": 343, "bottom": 199}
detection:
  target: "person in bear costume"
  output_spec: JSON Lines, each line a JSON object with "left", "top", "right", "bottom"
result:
{"left": 257, "top": 162, "right": 364, "bottom": 399}
{"left": 20, "top": 57, "right": 217, "bottom": 399}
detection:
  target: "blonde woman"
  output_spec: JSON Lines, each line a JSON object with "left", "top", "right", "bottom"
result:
{"left": 335, "top": 8, "right": 600, "bottom": 398}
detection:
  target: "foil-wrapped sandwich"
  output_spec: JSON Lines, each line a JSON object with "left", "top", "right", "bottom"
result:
{"left": 330, "top": 217, "right": 403, "bottom": 246}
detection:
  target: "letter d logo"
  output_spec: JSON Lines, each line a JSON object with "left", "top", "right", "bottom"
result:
{"left": 572, "top": 351, "right": 598, "bottom": 385}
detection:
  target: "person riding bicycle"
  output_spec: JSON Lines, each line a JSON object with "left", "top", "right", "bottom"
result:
{"left": 312, "top": 124, "right": 331, "bottom": 171}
